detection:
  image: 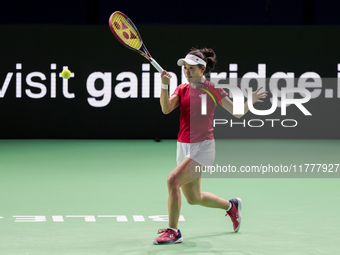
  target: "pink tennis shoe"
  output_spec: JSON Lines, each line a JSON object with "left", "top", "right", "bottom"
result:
{"left": 152, "top": 228, "right": 183, "bottom": 245}
{"left": 226, "top": 198, "right": 242, "bottom": 232}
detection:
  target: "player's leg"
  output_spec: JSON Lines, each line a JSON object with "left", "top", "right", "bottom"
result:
{"left": 153, "top": 157, "right": 200, "bottom": 245}
{"left": 167, "top": 157, "right": 201, "bottom": 229}
{"left": 181, "top": 173, "right": 230, "bottom": 210}
{"left": 180, "top": 140, "right": 230, "bottom": 209}
{"left": 167, "top": 157, "right": 242, "bottom": 232}
{"left": 181, "top": 159, "right": 242, "bottom": 233}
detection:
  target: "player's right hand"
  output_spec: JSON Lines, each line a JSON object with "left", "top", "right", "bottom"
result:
{"left": 161, "top": 70, "right": 172, "bottom": 85}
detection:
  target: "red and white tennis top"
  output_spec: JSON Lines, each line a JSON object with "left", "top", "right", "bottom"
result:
{"left": 172, "top": 80, "right": 228, "bottom": 143}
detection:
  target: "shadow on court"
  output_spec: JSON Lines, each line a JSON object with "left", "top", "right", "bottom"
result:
{"left": 147, "top": 232, "right": 241, "bottom": 255}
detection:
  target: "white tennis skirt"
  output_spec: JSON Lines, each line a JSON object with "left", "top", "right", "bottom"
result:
{"left": 177, "top": 139, "right": 215, "bottom": 167}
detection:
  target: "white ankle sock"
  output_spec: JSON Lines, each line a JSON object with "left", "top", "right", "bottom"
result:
{"left": 168, "top": 227, "right": 178, "bottom": 232}
{"left": 226, "top": 202, "right": 233, "bottom": 212}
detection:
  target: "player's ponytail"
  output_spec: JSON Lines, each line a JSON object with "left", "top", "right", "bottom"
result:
{"left": 189, "top": 47, "right": 217, "bottom": 77}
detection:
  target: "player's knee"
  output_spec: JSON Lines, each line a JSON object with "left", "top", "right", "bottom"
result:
{"left": 186, "top": 197, "right": 200, "bottom": 205}
{"left": 167, "top": 174, "right": 179, "bottom": 188}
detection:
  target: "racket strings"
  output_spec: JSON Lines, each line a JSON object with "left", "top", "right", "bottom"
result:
{"left": 111, "top": 14, "right": 141, "bottom": 50}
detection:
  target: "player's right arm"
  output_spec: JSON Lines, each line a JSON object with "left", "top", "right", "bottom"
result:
{"left": 160, "top": 70, "right": 180, "bottom": 114}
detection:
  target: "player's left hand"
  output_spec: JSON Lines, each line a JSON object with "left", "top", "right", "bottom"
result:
{"left": 161, "top": 70, "right": 172, "bottom": 85}
{"left": 245, "top": 87, "right": 268, "bottom": 103}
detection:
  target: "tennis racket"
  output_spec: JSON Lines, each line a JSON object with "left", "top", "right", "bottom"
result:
{"left": 108, "top": 11, "right": 163, "bottom": 72}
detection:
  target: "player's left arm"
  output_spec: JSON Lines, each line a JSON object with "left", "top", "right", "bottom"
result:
{"left": 220, "top": 87, "right": 267, "bottom": 118}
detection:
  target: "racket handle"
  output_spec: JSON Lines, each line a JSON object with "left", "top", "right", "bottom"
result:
{"left": 150, "top": 59, "right": 164, "bottom": 73}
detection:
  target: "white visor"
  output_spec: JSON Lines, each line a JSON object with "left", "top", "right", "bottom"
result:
{"left": 177, "top": 54, "right": 206, "bottom": 67}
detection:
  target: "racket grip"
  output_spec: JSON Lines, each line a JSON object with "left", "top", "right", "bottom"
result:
{"left": 150, "top": 59, "right": 164, "bottom": 73}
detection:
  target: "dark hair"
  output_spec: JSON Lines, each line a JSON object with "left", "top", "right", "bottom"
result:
{"left": 188, "top": 47, "right": 216, "bottom": 77}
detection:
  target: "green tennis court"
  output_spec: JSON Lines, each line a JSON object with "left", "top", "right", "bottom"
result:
{"left": 0, "top": 139, "right": 339, "bottom": 254}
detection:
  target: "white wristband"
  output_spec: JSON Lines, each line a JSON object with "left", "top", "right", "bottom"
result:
{"left": 161, "top": 83, "right": 169, "bottom": 90}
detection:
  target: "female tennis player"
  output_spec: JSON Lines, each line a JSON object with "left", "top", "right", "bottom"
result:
{"left": 153, "top": 47, "right": 267, "bottom": 245}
